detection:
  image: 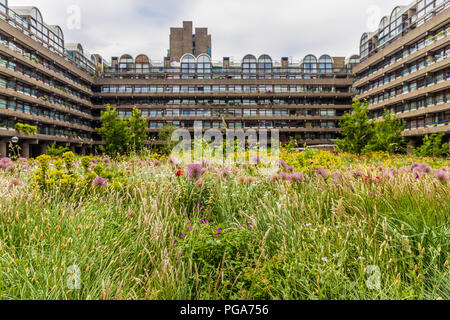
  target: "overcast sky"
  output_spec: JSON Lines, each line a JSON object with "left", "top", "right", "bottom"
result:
{"left": 8, "top": 0, "right": 413, "bottom": 63}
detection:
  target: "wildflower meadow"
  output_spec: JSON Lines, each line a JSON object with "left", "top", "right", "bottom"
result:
{"left": 0, "top": 149, "right": 448, "bottom": 300}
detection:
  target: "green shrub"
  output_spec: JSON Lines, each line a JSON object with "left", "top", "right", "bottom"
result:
{"left": 414, "top": 133, "right": 449, "bottom": 157}
{"left": 46, "top": 144, "right": 70, "bottom": 157}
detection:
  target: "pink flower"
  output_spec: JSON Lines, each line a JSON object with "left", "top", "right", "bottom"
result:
{"left": 322, "top": 257, "right": 329, "bottom": 263}
{"left": 92, "top": 177, "right": 108, "bottom": 188}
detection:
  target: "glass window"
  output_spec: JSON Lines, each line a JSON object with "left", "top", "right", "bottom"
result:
{"left": 242, "top": 55, "right": 257, "bottom": 73}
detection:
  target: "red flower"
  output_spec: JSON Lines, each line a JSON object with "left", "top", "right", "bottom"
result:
{"left": 365, "top": 176, "right": 370, "bottom": 182}
{"left": 175, "top": 170, "right": 183, "bottom": 177}
{"left": 376, "top": 176, "right": 380, "bottom": 180}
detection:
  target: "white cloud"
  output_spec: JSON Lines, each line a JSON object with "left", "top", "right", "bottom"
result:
{"left": 8, "top": 0, "right": 414, "bottom": 62}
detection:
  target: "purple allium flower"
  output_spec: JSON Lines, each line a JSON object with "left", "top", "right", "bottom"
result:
{"left": 248, "top": 222, "right": 253, "bottom": 226}
{"left": 8, "top": 178, "right": 23, "bottom": 189}
{"left": 277, "top": 160, "right": 288, "bottom": 169}
{"left": 286, "top": 165, "right": 296, "bottom": 173}
{"left": 289, "top": 172, "right": 305, "bottom": 183}
{"left": 353, "top": 170, "right": 364, "bottom": 178}
{"left": 214, "top": 234, "right": 219, "bottom": 237}
{"left": 180, "top": 234, "right": 185, "bottom": 238}
{"left": 435, "top": 170, "right": 449, "bottom": 183}
{"left": 279, "top": 172, "right": 291, "bottom": 181}
{"left": 173, "top": 241, "right": 177, "bottom": 245}
{"left": 92, "top": 177, "right": 108, "bottom": 188}
{"left": 270, "top": 174, "right": 280, "bottom": 182}
{"left": 422, "top": 165, "right": 433, "bottom": 175}
{"left": 220, "top": 169, "right": 232, "bottom": 179}
{"left": 217, "top": 229, "right": 222, "bottom": 232}
{"left": 5, "top": 163, "right": 16, "bottom": 174}
{"left": 315, "top": 168, "right": 330, "bottom": 179}
{"left": 194, "top": 179, "right": 205, "bottom": 188}
{"left": 187, "top": 164, "right": 203, "bottom": 180}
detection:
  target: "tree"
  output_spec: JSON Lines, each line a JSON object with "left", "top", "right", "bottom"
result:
{"left": 97, "top": 105, "right": 149, "bottom": 156}
{"left": 128, "top": 106, "right": 148, "bottom": 153}
{"left": 364, "top": 111, "right": 406, "bottom": 154}
{"left": 158, "top": 124, "right": 177, "bottom": 155}
{"left": 96, "top": 106, "right": 130, "bottom": 156}
{"left": 336, "top": 99, "right": 374, "bottom": 154}
{"left": 414, "top": 133, "right": 450, "bottom": 157}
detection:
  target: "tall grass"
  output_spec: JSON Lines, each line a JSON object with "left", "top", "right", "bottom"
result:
{"left": 0, "top": 154, "right": 448, "bottom": 300}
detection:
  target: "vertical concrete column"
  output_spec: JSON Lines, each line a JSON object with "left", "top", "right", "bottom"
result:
{"left": 81, "top": 146, "right": 87, "bottom": 156}
{"left": 40, "top": 143, "right": 49, "bottom": 155}
{"left": 21, "top": 142, "right": 30, "bottom": 158}
{"left": 0, "top": 141, "right": 7, "bottom": 158}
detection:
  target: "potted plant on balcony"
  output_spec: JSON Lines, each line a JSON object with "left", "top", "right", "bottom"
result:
{"left": 14, "top": 123, "right": 37, "bottom": 135}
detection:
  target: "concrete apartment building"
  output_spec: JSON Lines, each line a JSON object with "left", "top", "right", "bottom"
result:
{"left": 354, "top": 0, "right": 450, "bottom": 144}
{"left": 0, "top": 0, "right": 449, "bottom": 157}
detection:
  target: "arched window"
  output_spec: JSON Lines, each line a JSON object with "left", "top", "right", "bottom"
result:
{"left": 55, "top": 26, "right": 64, "bottom": 46}
{"left": 135, "top": 54, "right": 150, "bottom": 73}
{"left": 181, "top": 54, "right": 196, "bottom": 73}
{"left": 319, "top": 55, "right": 333, "bottom": 73}
{"left": 303, "top": 55, "right": 317, "bottom": 73}
{"left": 31, "top": 7, "right": 43, "bottom": 33}
{"left": 242, "top": 55, "right": 257, "bottom": 74}
{"left": 77, "top": 44, "right": 84, "bottom": 55}
{"left": 349, "top": 55, "right": 360, "bottom": 64}
{"left": 197, "top": 54, "right": 211, "bottom": 74}
{"left": 258, "top": 55, "right": 272, "bottom": 73}
{"left": 119, "top": 54, "right": 134, "bottom": 72}
{"left": 360, "top": 33, "right": 369, "bottom": 58}
{"left": 378, "top": 16, "right": 390, "bottom": 47}
{"left": 390, "top": 7, "right": 403, "bottom": 39}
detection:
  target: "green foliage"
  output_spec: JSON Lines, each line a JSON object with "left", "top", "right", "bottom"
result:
{"left": 158, "top": 124, "right": 177, "bottom": 155}
{"left": 337, "top": 100, "right": 407, "bottom": 155}
{"left": 62, "top": 152, "right": 75, "bottom": 174}
{"left": 14, "top": 123, "right": 37, "bottom": 135}
{"left": 414, "top": 133, "right": 450, "bottom": 157}
{"left": 1, "top": 154, "right": 449, "bottom": 299}
{"left": 180, "top": 223, "right": 261, "bottom": 299}
{"left": 46, "top": 144, "right": 70, "bottom": 157}
{"left": 363, "top": 111, "right": 407, "bottom": 154}
{"left": 336, "top": 99, "right": 374, "bottom": 154}
{"left": 81, "top": 156, "right": 91, "bottom": 173}
{"left": 284, "top": 137, "right": 298, "bottom": 152}
{"left": 128, "top": 106, "right": 148, "bottom": 153}
{"left": 97, "top": 105, "right": 148, "bottom": 157}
